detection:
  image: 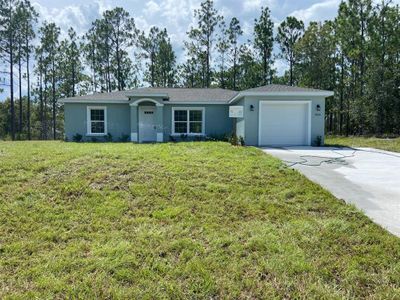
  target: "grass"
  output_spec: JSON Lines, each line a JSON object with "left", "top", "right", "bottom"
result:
{"left": 0, "top": 141, "right": 399, "bottom": 299}
{"left": 326, "top": 136, "right": 400, "bottom": 153}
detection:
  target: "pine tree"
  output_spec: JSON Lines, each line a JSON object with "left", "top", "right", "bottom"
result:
{"left": 155, "top": 29, "right": 176, "bottom": 87}
{"left": 103, "top": 7, "right": 137, "bottom": 91}
{"left": 59, "top": 27, "right": 83, "bottom": 97}
{"left": 276, "top": 16, "right": 304, "bottom": 86}
{"left": 237, "top": 44, "right": 262, "bottom": 90}
{"left": 37, "top": 22, "right": 60, "bottom": 139}
{"left": 216, "top": 20, "right": 229, "bottom": 88}
{"left": 227, "top": 17, "right": 242, "bottom": 90}
{"left": 254, "top": 7, "right": 274, "bottom": 85}
{"left": 21, "top": 0, "right": 37, "bottom": 139}
{"left": 0, "top": 0, "right": 19, "bottom": 140}
{"left": 185, "top": 0, "right": 222, "bottom": 87}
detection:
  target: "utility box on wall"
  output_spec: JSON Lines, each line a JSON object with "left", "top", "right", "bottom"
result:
{"left": 229, "top": 106, "right": 244, "bottom": 118}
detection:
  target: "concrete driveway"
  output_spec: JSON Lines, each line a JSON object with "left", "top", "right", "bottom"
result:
{"left": 262, "top": 146, "right": 400, "bottom": 237}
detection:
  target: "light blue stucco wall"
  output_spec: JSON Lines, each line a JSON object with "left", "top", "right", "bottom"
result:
{"left": 162, "top": 104, "right": 232, "bottom": 141}
{"left": 232, "top": 95, "right": 326, "bottom": 146}
{"left": 64, "top": 103, "right": 130, "bottom": 141}
{"left": 64, "top": 102, "right": 233, "bottom": 142}
{"left": 63, "top": 95, "right": 326, "bottom": 145}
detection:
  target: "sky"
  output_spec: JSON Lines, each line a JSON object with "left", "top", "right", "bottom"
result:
{"left": 1, "top": 0, "right": 398, "bottom": 100}
{"left": 30, "top": 0, "right": 343, "bottom": 50}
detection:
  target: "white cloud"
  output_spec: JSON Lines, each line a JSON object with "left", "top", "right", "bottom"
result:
{"left": 289, "top": 0, "right": 340, "bottom": 24}
{"left": 32, "top": 1, "right": 104, "bottom": 37}
{"left": 144, "top": 1, "right": 161, "bottom": 16}
{"left": 242, "top": 20, "right": 253, "bottom": 37}
{"left": 242, "top": 0, "right": 276, "bottom": 12}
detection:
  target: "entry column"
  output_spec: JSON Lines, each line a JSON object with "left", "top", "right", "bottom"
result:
{"left": 155, "top": 104, "right": 164, "bottom": 142}
{"left": 130, "top": 104, "right": 138, "bottom": 142}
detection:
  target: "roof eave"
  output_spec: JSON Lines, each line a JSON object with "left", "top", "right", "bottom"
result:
{"left": 165, "top": 101, "right": 228, "bottom": 105}
{"left": 228, "top": 91, "right": 334, "bottom": 104}
{"left": 59, "top": 99, "right": 129, "bottom": 104}
{"left": 126, "top": 93, "right": 169, "bottom": 98}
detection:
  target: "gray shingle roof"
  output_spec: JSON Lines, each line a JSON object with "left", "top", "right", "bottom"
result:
{"left": 61, "top": 87, "right": 238, "bottom": 103}
{"left": 129, "top": 87, "right": 238, "bottom": 102}
{"left": 242, "top": 84, "right": 331, "bottom": 93}
{"left": 62, "top": 90, "right": 133, "bottom": 102}
{"left": 60, "top": 85, "right": 333, "bottom": 103}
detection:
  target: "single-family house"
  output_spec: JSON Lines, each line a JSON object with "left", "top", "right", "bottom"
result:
{"left": 60, "top": 84, "right": 333, "bottom": 146}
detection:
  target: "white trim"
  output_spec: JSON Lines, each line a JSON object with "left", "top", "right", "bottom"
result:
{"left": 127, "top": 93, "right": 169, "bottom": 98}
{"left": 156, "top": 133, "right": 163, "bottom": 142}
{"left": 229, "top": 91, "right": 334, "bottom": 104}
{"left": 171, "top": 107, "right": 205, "bottom": 136}
{"left": 258, "top": 100, "right": 312, "bottom": 146}
{"left": 131, "top": 132, "right": 138, "bottom": 142}
{"left": 61, "top": 99, "right": 127, "bottom": 104}
{"left": 166, "top": 101, "right": 227, "bottom": 105}
{"left": 86, "top": 106, "right": 107, "bottom": 136}
{"left": 130, "top": 98, "right": 164, "bottom": 107}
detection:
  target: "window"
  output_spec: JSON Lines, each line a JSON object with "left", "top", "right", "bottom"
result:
{"left": 172, "top": 108, "right": 204, "bottom": 135}
{"left": 87, "top": 106, "right": 107, "bottom": 135}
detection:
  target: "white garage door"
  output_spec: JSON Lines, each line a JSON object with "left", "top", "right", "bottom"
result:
{"left": 259, "top": 101, "right": 310, "bottom": 146}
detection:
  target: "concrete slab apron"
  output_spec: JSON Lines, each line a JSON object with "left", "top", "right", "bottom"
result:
{"left": 262, "top": 146, "right": 400, "bottom": 237}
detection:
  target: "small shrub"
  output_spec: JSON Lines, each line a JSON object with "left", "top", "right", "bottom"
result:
{"left": 169, "top": 135, "right": 177, "bottom": 142}
{"left": 91, "top": 137, "right": 98, "bottom": 143}
{"left": 180, "top": 134, "right": 188, "bottom": 141}
{"left": 194, "top": 135, "right": 204, "bottom": 142}
{"left": 229, "top": 133, "right": 239, "bottom": 146}
{"left": 119, "top": 134, "right": 130, "bottom": 142}
{"left": 315, "top": 135, "right": 322, "bottom": 147}
{"left": 207, "top": 134, "right": 229, "bottom": 142}
{"left": 105, "top": 133, "right": 113, "bottom": 142}
{"left": 72, "top": 133, "right": 83, "bottom": 142}
{"left": 239, "top": 136, "right": 245, "bottom": 146}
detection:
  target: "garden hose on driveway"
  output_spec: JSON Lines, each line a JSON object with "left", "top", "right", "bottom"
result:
{"left": 281, "top": 147, "right": 400, "bottom": 168}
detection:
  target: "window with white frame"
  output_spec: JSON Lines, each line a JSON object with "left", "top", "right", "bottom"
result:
{"left": 87, "top": 106, "right": 107, "bottom": 135}
{"left": 172, "top": 108, "right": 204, "bottom": 135}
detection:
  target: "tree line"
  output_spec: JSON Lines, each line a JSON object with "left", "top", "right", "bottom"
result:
{"left": 1, "top": 0, "right": 399, "bottom": 140}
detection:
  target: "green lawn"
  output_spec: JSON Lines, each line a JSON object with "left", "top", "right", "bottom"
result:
{"left": 0, "top": 141, "right": 399, "bottom": 299}
{"left": 326, "top": 136, "right": 400, "bottom": 153}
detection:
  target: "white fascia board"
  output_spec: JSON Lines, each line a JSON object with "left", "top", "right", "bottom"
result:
{"left": 228, "top": 91, "right": 334, "bottom": 104}
{"left": 228, "top": 93, "right": 245, "bottom": 104}
{"left": 126, "top": 93, "right": 169, "bottom": 98}
{"left": 59, "top": 99, "right": 128, "bottom": 104}
{"left": 165, "top": 101, "right": 227, "bottom": 105}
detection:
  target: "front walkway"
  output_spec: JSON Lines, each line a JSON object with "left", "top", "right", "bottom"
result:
{"left": 262, "top": 146, "right": 400, "bottom": 237}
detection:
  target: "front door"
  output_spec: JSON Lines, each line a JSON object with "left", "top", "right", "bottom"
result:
{"left": 139, "top": 106, "right": 157, "bottom": 142}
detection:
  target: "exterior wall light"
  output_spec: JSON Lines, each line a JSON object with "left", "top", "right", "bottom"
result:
{"left": 316, "top": 104, "right": 321, "bottom": 112}
{"left": 250, "top": 104, "right": 254, "bottom": 111}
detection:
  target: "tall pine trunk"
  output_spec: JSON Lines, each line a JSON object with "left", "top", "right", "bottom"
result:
{"left": 72, "top": 59, "right": 76, "bottom": 97}
{"left": 43, "top": 71, "right": 48, "bottom": 140}
{"left": 233, "top": 47, "right": 237, "bottom": 90}
{"left": 26, "top": 46, "right": 31, "bottom": 140}
{"left": 116, "top": 43, "right": 122, "bottom": 90}
{"left": 289, "top": 51, "right": 293, "bottom": 86}
{"left": 39, "top": 66, "right": 44, "bottom": 140}
{"left": 18, "top": 43, "right": 23, "bottom": 134}
{"left": 339, "top": 53, "right": 344, "bottom": 135}
{"left": 52, "top": 60, "right": 56, "bottom": 140}
{"left": 9, "top": 0, "right": 15, "bottom": 140}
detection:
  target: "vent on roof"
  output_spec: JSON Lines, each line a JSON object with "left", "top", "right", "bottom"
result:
{"left": 163, "top": 98, "right": 169, "bottom": 101}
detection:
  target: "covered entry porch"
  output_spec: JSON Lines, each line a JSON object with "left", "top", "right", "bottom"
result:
{"left": 129, "top": 98, "right": 164, "bottom": 143}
